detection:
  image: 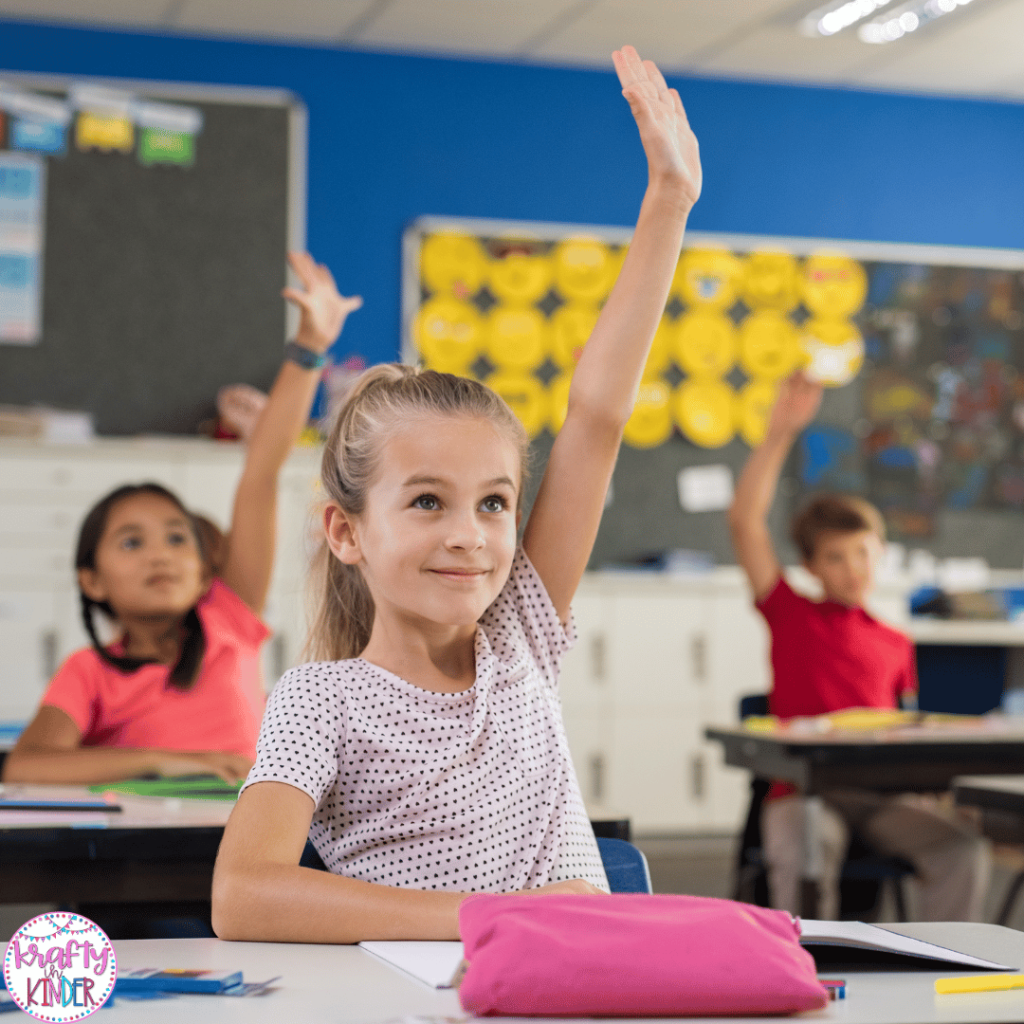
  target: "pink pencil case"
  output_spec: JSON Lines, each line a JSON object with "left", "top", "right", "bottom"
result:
{"left": 457, "top": 893, "right": 827, "bottom": 1017}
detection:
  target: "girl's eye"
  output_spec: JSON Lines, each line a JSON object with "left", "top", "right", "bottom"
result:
{"left": 120, "top": 536, "right": 141, "bottom": 551}
{"left": 481, "top": 495, "right": 508, "bottom": 513}
{"left": 168, "top": 532, "right": 189, "bottom": 546}
{"left": 412, "top": 494, "right": 440, "bottom": 511}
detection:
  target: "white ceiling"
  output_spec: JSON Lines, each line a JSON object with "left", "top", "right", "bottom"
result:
{"left": 1, "top": 0, "right": 1024, "bottom": 102}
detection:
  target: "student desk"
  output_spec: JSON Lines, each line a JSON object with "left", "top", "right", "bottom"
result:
{"left": 0, "top": 786, "right": 232, "bottom": 905}
{"left": 0, "top": 784, "right": 631, "bottom": 906}
{"left": 705, "top": 721, "right": 1024, "bottom": 917}
{"left": 954, "top": 775, "right": 1024, "bottom": 926}
{"left": 85, "top": 922, "right": 1024, "bottom": 1024}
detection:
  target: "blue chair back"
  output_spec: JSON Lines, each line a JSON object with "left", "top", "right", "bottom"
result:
{"left": 301, "top": 837, "right": 652, "bottom": 894}
{"left": 597, "top": 836, "right": 652, "bottom": 894}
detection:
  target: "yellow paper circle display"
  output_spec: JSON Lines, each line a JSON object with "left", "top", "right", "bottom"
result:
{"left": 550, "top": 304, "right": 599, "bottom": 370}
{"left": 736, "top": 379, "right": 778, "bottom": 447}
{"left": 488, "top": 247, "right": 553, "bottom": 305}
{"left": 801, "top": 319, "right": 865, "bottom": 387}
{"left": 420, "top": 233, "right": 486, "bottom": 298}
{"left": 487, "top": 372, "right": 548, "bottom": 438}
{"left": 674, "top": 379, "right": 736, "bottom": 448}
{"left": 643, "top": 317, "right": 674, "bottom": 379}
{"left": 553, "top": 238, "right": 615, "bottom": 302}
{"left": 414, "top": 297, "right": 482, "bottom": 373}
{"left": 801, "top": 253, "right": 868, "bottom": 318}
{"left": 548, "top": 372, "right": 572, "bottom": 434}
{"left": 623, "top": 379, "right": 674, "bottom": 449}
{"left": 673, "top": 249, "right": 742, "bottom": 309}
{"left": 742, "top": 251, "right": 800, "bottom": 311}
{"left": 738, "top": 311, "right": 804, "bottom": 381}
{"left": 484, "top": 306, "right": 550, "bottom": 372}
{"left": 673, "top": 311, "right": 736, "bottom": 378}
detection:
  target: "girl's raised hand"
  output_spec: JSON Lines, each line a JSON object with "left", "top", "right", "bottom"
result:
{"left": 283, "top": 251, "right": 363, "bottom": 354}
{"left": 612, "top": 45, "right": 701, "bottom": 207}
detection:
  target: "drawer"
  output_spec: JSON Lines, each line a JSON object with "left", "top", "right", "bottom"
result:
{"left": 0, "top": 455, "right": 181, "bottom": 495}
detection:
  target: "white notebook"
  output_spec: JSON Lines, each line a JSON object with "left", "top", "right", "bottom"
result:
{"left": 799, "top": 920, "right": 1013, "bottom": 971}
{"left": 359, "top": 941, "right": 465, "bottom": 989}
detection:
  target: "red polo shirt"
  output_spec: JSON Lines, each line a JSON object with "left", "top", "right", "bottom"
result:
{"left": 756, "top": 576, "right": 917, "bottom": 798}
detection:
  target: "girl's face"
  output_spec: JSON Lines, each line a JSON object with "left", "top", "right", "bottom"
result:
{"left": 79, "top": 492, "right": 207, "bottom": 621}
{"left": 329, "top": 414, "right": 521, "bottom": 634}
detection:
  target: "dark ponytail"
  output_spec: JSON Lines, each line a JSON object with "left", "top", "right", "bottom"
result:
{"left": 76, "top": 483, "right": 207, "bottom": 690}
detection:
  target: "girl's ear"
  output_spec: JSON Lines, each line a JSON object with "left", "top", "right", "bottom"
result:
{"left": 77, "top": 567, "right": 107, "bottom": 603}
{"left": 324, "top": 503, "right": 362, "bottom": 565}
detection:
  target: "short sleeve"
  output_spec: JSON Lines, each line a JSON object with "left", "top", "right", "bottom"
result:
{"left": 479, "top": 547, "right": 576, "bottom": 686}
{"left": 755, "top": 575, "right": 806, "bottom": 628}
{"left": 39, "top": 650, "right": 100, "bottom": 737}
{"left": 241, "top": 662, "right": 346, "bottom": 806}
{"left": 200, "top": 579, "right": 271, "bottom": 649}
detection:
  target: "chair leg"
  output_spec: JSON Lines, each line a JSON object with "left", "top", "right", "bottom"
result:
{"left": 996, "top": 870, "right": 1024, "bottom": 928}
{"left": 892, "top": 878, "right": 908, "bottom": 923}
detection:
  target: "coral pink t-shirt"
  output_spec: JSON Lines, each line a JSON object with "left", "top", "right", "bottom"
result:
{"left": 41, "top": 580, "right": 269, "bottom": 759}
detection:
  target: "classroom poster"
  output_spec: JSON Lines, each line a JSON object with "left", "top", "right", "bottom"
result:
{"left": 403, "top": 217, "right": 1024, "bottom": 541}
{"left": 0, "top": 151, "right": 45, "bottom": 345}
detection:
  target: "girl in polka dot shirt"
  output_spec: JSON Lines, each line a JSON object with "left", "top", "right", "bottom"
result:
{"left": 212, "top": 45, "right": 702, "bottom": 943}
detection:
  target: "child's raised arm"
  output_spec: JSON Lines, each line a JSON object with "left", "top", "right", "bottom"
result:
{"left": 522, "top": 47, "right": 701, "bottom": 621}
{"left": 219, "top": 253, "right": 362, "bottom": 613}
{"left": 728, "top": 370, "right": 823, "bottom": 600}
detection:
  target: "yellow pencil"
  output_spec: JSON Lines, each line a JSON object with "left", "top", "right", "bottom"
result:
{"left": 935, "top": 974, "right": 1024, "bottom": 995}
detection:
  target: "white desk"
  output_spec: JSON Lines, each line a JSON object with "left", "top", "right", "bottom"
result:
{"left": 92, "top": 923, "right": 1024, "bottom": 1024}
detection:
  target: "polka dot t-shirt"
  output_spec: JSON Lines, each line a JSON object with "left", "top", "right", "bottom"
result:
{"left": 243, "top": 547, "right": 608, "bottom": 893}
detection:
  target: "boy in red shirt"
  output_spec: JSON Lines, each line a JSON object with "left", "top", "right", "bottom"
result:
{"left": 729, "top": 370, "right": 990, "bottom": 921}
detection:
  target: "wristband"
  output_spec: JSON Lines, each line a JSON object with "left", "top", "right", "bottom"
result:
{"left": 284, "top": 340, "right": 328, "bottom": 370}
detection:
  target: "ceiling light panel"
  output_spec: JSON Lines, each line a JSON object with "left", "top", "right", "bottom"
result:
{"left": 859, "top": 0, "right": 974, "bottom": 43}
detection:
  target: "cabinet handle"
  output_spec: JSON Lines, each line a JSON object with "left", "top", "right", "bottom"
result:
{"left": 590, "top": 633, "right": 606, "bottom": 683}
{"left": 589, "top": 753, "right": 605, "bottom": 802}
{"left": 690, "top": 754, "right": 705, "bottom": 801}
{"left": 691, "top": 633, "right": 707, "bottom": 683}
{"left": 41, "top": 629, "right": 59, "bottom": 680}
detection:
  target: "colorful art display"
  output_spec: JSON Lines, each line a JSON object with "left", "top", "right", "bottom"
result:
{"left": 408, "top": 225, "right": 867, "bottom": 450}
{"left": 0, "top": 151, "right": 45, "bottom": 345}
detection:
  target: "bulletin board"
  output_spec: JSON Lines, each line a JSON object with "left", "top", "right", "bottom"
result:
{"left": 0, "top": 71, "right": 305, "bottom": 435}
{"left": 403, "top": 217, "right": 1024, "bottom": 569}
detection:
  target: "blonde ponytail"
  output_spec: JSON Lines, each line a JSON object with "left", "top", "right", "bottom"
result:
{"left": 305, "top": 364, "right": 530, "bottom": 662}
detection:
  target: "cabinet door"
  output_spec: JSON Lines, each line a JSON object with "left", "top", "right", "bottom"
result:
{"left": 707, "top": 589, "right": 770, "bottom": 723}
{"left": 0, "top": 590, "right": 59, "bottom": 720}
{"left": 606, "top": 711, "right": 710, "bottom": 832}
{"left": 606, "top": 592, "right": 709, "bottom": 711}
{"left": 559, "top": 592, "right": 609, "bottom": 714}
{"left": 561, "top": 709, "right": 610, "bottom": 808}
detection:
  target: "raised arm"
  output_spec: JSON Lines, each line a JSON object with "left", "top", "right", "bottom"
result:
{"left": 728, "top": 370, "right": 822, "bottom": 600}
{"left": 523, "top": 46, "right": 701, "bottom": 620}
{"left": 219, "top": 253, "right": 362, "bottom": 612}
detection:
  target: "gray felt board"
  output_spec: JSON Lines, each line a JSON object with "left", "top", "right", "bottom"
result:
{"left": 0, "top": 74, "right": 303, "bottom": 436}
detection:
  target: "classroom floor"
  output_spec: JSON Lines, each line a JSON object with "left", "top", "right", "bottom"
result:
{"left": 4, "top": 834, "right": 1024, "bottom": 940}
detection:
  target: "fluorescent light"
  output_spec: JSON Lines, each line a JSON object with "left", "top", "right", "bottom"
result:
{"left": 800, "top": 0, "right": 895, "bottom": 37}
{"left": 859, "top": 0, "right": 977, "bottom": 43}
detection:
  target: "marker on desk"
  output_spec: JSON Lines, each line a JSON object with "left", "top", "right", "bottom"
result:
{"left": 936, "top": 974, "right": 1024, "bottom": 995}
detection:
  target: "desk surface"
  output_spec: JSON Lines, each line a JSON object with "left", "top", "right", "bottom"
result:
{"left": 706, "top": 722, "right": 1024, "bottom": 794}
{"left": 81, "top": 923, "right": 1024, "bottom": 1024}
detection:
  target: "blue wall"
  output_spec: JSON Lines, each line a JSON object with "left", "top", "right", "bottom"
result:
{"left": 2, "top": 19, "right": 1024, "bottom": 364}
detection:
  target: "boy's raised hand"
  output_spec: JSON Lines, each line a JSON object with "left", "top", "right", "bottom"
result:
{"left": 769, "top": 370, "right": 824, "bottom": 438}
{"left": 283, "top": 251, "right": 363, "bottom": 354}
{"left": 612, "top": 45, "right": 701, "bottom": 207}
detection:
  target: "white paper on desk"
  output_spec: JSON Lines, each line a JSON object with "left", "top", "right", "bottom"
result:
{"left": 799, "top": 920, "right": 1013, "bottom": 970}
{"left": 359, "top": 941, "right": 465, "bottom": 989}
